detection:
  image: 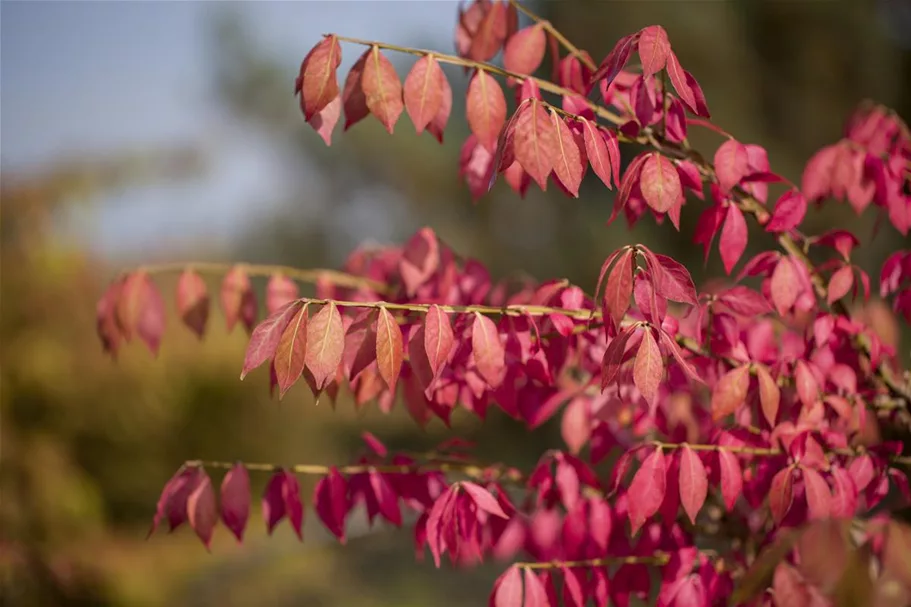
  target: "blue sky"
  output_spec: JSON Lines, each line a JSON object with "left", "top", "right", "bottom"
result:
{"left": 1, "top": 1, "right": 459, "bottom": 259}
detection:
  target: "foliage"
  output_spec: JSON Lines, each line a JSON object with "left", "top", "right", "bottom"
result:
{"left": 97, "top": 2, "right": 911, "bottom": 605}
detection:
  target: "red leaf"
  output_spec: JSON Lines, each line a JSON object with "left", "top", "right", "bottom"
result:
{"left": 467, "top": 69, "right": 507, "bottom": 152}
{"left": 342, "top": 50, "right": 370, "bottom": 130}
{"left": 601, "top": 327, "right": 633, "bottom": 390}
{"left": 628, "top": 447, "right": 667, "bottom": 535}
{"left": 827, "top": 265, "right": 855, "bottom": 304}
{"left": 492, "top": 565, "right": 524, "bottom": 607}
{"left": 633, "top": 327, "right": 663, "bottom": 405}
{"left": 581, "top": 118, "right": 613, "bottom": 189}
{"left": 468, "top": 0, "right": 508, "bottom": 62}
{"left": 241, "top": 301, "right": 303, "bottom": 380}
{"left": 472, "top": 312, "right": 506, "bottom": 389}
{"left": 719, "top": 204, "right": 748, "bottom": 275}
{"left": 376, "top": 306, "right": 404, "bottom": 391}
{"left": 666, "top": 51, "right": 710, "bottom": 118}
{"left": 176, "top": 269, "right": 209, "bottom": 339}
{"left": 299, "top": 35, "right": 342, "bottom": 121}
{"left": 717, "top": 450, "right": 743, "bottom": 511}
{"left": 658, "top": 329, "right": 702, "bottom": 383}
{"left": 265, "top": 273, "right": 299, "bottom": 315}
{"left": 523, "top": 569, "right": 549, "bottom": 607}
{"left": 220, "top": 265, "right": 257, "bottom": 334}
{"left": 187, "top": 470, "right": 217, "bottom": 549}
{"left": 639, "top": 153, "right": 681, "bottom": 213}
{"left": 770, "top": 255, "right": 799, "bottom": 315}
{"left": 612, "top": 153, "right": 649, "bottom": 223}
{"left": 362, "top": 47, "right": 404, "bottom": 133}
{"left": 590, "top": 32, "right": 639, "bottom": 89}
{"left": 795, "top": 360, "right": 819, "bottom": 409}
{"left": 766, "top": 189, "right": 808, "bottom": 233}
{"left": 550, "top": 113, "right": 584, "bottom": 197}
{"left": 461, "top": 482, "right": 509, "bottom": 519}
{"left": 756, "top": 364, "right": 780, "bottom": 426}
{"left": 503, "top": 23, "right": 546, "bottom": 77}
{"left": 513, "top": 99, "right": 557, "bottom": 190}
{"left": 148, "top": 467, "right": 197, "bottom": 538}
{"left": 651, "top": 253, "right": 697, "bottom": 305}
{"left": 263, "top": 470, "right": 304, "bottom": 540}
{"left": 403, "top": 55, "right": 445, "bottom": 134}
{"left": 274, "top": 303, "right": 309, "bottom": 397}
{"left": 220, "top": 464, "right": 250, "bottom": 543}
{"left": 769, "top": 467, "right": 794, "bottom": 525}
{"left": 314, "top": 466, "right": 348, "bottom": 543}
{"left": 679, "top": 445, "right": 708, "bottom": 525}
{"left": 711, "top": 364, "right": 750, "bottom": 421}
{"left": 714, "top": 139, "right": 750, "bottom": 192}
{"left": 605, "top": 249, "right": 634, "bottom": 326}
{"left": 803, "top": 468, "right": 832, "bottom": 520}
{"left": 637, "top": 25, "right": 670, "bottom": 78}
{"left": 305, "top": 302, "right": 345, "bottom": 392}
{"left": 424, "top": 304, "right": 454, "bottom": 379}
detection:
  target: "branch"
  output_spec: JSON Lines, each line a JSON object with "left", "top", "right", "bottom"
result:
{"left": 516, "top": 553, "right": 672, "bottom": 569}
{"left": 134, "top": 261, "right": 391, "bottom": 294}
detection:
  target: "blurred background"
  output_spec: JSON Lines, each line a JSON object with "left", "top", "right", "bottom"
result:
{"left": 2, "top": 1, "right": 910, "bottom": 605}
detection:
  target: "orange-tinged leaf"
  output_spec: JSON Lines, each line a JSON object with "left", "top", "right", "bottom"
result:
{"left": 427, "top": 68, "right": 452, "bottom": 143}
{"left": 639, "top": 152, "right": 681, "bottom": 213}
{"left": 711, "top": 364, "right": 750, "bottom": 421}
{"left": 466, "top": 69, "right": 507, "bottom": 152}
{"left": 513, "top": 99, "right": 557, "bottom": 190}
{"left": 628, "top": 447, "right": 666, "bottom": 535}
{"left": 503, "top": 23, "right": 546, "bottom": 77}
{"left": 274, "top": 303, "right": 309, "bottom": 397}
{"left": 403, "top": 55, "right": 445, "bottom": 134}
{"left": 423, "top": 304, "right": 454, "bottom": 379}
{"left": 471, "top": 312, "right": 505, "bottom": 389}
{"left": 187, "top": 470, "right": 217, "bottom": 550}
{"left": 241, "top": 301, "right": 304, "bottom": 380}
{"left": 376, "top": 306, "right": 404, "bottom": 391}
{"left": 176, "top": 269, "right": 209, "bottom": 339}
{"left": 633, "top": 327, "right": 663, "bottom": 405}
{"left": 679, "top": 445, "right": 708, "bottom": 525}
{"left": 299, "top": 35, "right": 342, "bottom": 121}
{"left": 305, "top": 302, "right": 345, "bottom": 392}
{"left": 362, "top": 46, "right": 403, "bottom": 134}
{"left": 756, "top": 364, "right": 780, "bottom": 426}
{"left": 550, "top": 111, "right": 584, "bottom": 197}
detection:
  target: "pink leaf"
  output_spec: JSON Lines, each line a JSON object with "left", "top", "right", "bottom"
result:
{"left": 220, "top": 464, "right": 250, "bottom": 543}
{"left": 461, "top": 482, "right": 509, "bottom": 519}
{"left": 503, "top": 23, "right": 546, "bottom": 77}
{"left": 467, "top": 69, "right": 507, "bottom": 152}
{"left": 717, "top": 450, "right": 743, "bottom": 511}
{"left": 241, "top": 301, "right": 304, "bottom": 380}
{"left": 756, "top": 364, "right": 780, "bottom": 426}
{"left": 403, "top": 55, "right": 445, "bottom": 134}
{"left": 305, "top": 302, "right": 345, "bottom": 392}
{"left": 770, "top": 256, "right": 799, "bottom": 315}
{"left": 492, "top": 565, "right": 524, "bottom": 607}
{"left": 187, "top": 470, "right": 218, "bottom": 549}
{"left": 523, "top": 569, "right": 549, "bottom": 607}
{"left": 827, "top": 265, "right": 855, "bottom": 304}
{"left": 766, "top": 190, "right": 808, "bottom": 233}
{"left": 803, "top": 468, "right": 832, "bottom": 520}
{"left": 769, "top": 467, "right": 794, "bottom": 525}
{"left": 633, "top": 327, "right": 663, "bottom": 405}
{"left": 711, "top": 364, "right": 750, "bottom": 421}
{"left": 628, "top": 447, "right": 667, "bottom": 535}
{"left": 719, "top": 204, "right": 748, "bottom": 275}
{"left": 362, "top": 47, "right": 404, "bottom": 133}
{"left": 472, "top": 312, "right": 506, "bottom": 388}
{"left": 678, "top": 445, "right": 708, "bottom": 525}
{"left": 715, "top": 139, "right": 750, "bottom": 193}
{"left": 314, "top": 466, "right": 348, "bottom": 543}
{"left": 176, "top": 269, "right": 209, "bottom": 338}
{"left": 423, "top": 304, "right": 454, "bottom": 379}
{"left": 637, "top": 25, "right": 670, "bottom": 77}
{"left": 376, "top": 306, "right": 404, "bottom": 391}
{"left": 640, "top": 153, "right": 682, "bottom": 213}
